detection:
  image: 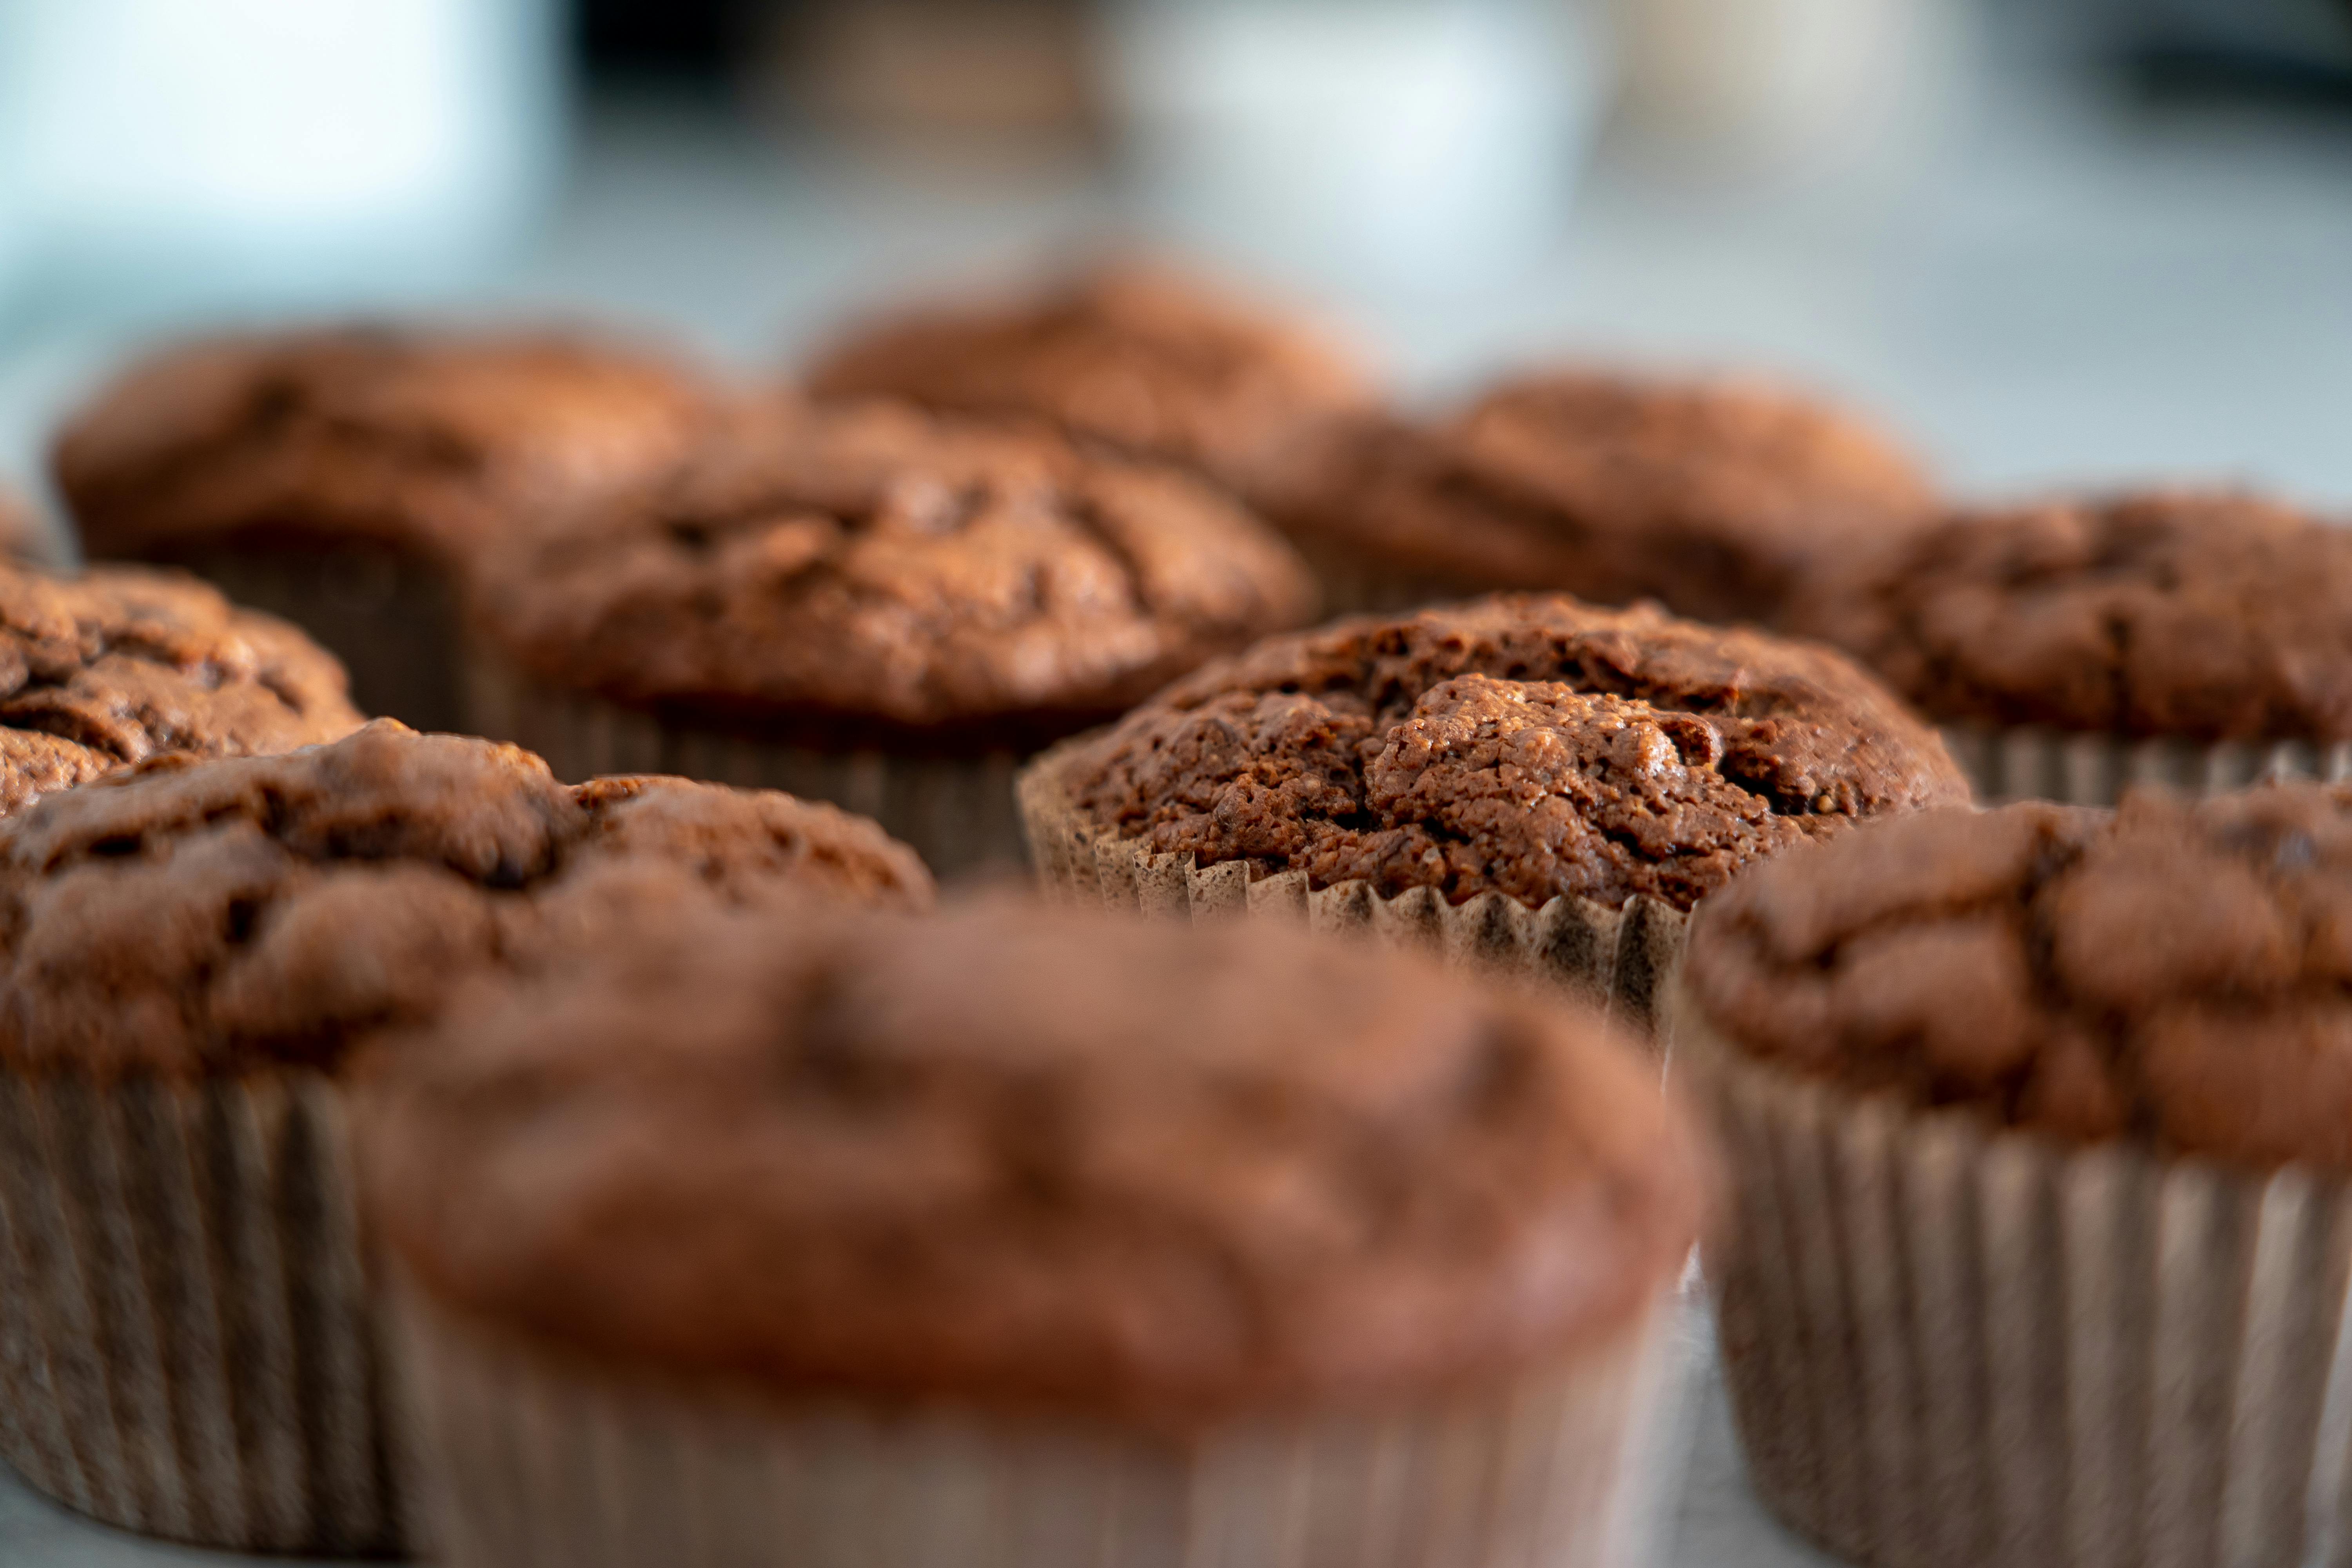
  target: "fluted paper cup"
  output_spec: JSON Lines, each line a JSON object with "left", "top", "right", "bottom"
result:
{"left": 397, "top": 1280, "right": 1687, "bottom": 1568}
{"left": 1941, "top": 724, "right": 2352, "bottom": 808}
{"left": 1017, "top": 739, "right": 1690, "bottom": 1041}
{"left": 1673, "top": 993, "right": 2352, "bottom": 1568}
{"left": 464, "top": 651, "right": 1028, "bottom": 881}
{"left": 0, "top": 1071, "right": 402, "bottom": 1556}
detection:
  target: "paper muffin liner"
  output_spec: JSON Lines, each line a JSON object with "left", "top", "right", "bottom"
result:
{"left": 1940, "top": 723, "right": 2352, "bottom": 807}
{"left": 1016, "top": 741, "right": 1691, "bottom": 1041}
{"left": 161, "top": 542, "right": 468, "bottom": 734}
{"left": 0, "top": 1069, "right": 402, "bottom": 1556}
{"left": 397, "top": 1278, "right": 1686, "bottom": 1568}
{"left": 463, "top": 651, "right": 1029, "bottom": 880}
{"left": 1672, "top": 994, "right": 2352, "bottom": 1568}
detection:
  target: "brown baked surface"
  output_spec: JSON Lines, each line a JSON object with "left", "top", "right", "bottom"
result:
{"left": 803, "top": 261, "right": 1376, "bottom": 511}
{"left": 55, "top": 325, "right": 718, "bottom": 568}
{"left": 1788, "top": 488, "right": 2352, "bottom": 742}
{"left": 1685, "top": 784, "right": 2352, "bottom": 1171}
{"left": 368, "top": 893, "right": 1702, "bottom": 1424}
{"left": 1287, "top": 371, "right": 1934, "bottom": 626}
{"left": 0, "top": 721, "right": 932, "bottom": 1080}
{"left": 0, "top": 562, "right": 361, "bottom": 817}
{"left": 1055, "top": 594, "right": 1967, "bottom": 913}
{"left": 468, "top": 399, "right": 1320, "bottom": 745}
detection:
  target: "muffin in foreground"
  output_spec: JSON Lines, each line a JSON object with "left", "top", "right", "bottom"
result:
{"left": 53, "top": 324, "right": 721, "bottom": 729}
{"left": 372, "top": 892, "right": 1705, "bottom": 1568}
{"left": 464, "top": 397, "right": 1320, "bottom": 877}
{"left": 0, "top": 721, "right": 929, "bottom": 1555}
{"left": 803, "top": 259, "right": 1377, "bottom": 517}
{"left": 1788, "top": 488, "right": 2352, "bottom": 802}
{"left": 1281, "top": 370, "right": 1935, "bottom": 622}
{"left": 1020, "top": 593, "right": 1967, "bottom": 1032}
{"left": 0, "top": 560, "right": 362, "bottom": 816}
{"left": 1677, "top": 786, "right": 2352, "bottom": 1568}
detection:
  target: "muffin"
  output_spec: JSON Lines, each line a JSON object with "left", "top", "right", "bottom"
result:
{"left": 373, "top": 893, "right": 1705, "bottom": 1568}
{"left": 0, "top": 720, "right": 930, "bottom": 1555}
{"left": 1020, "top": 593, "right": 1966, "bottom": 1033}
{"left": 463, "top": 397, "right": 1321, "bottom": 878}
{"left": 803, "top": 259, "right": 1378, "bottom": 517}
{"left": 0, "top": 561, "right": 362, "bottom": 816}
{"left": 1789, "top": 487, "right": 2352, "bottom": 803}
{"left": 0, "top": 481, "right": 60, "bottom": 567}
{"left": 53, "top": 325, "right": 722, "bottom": 730}
{"left": 1284, "top": 370, "right": 1936, "bottom": 622}
{"left": 1675, "top": 784, "right": 2352, "bottom": 1568}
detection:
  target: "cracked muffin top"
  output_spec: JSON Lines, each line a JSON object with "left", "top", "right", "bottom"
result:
{"left": 467, "top": 399, "right": 1320, "bottom": 748}
{"left": 0, "top": 563, "right": 361, "bottom": 818}
{"left": 1685, "top": 784, "right": 2352, "bottom": 1172}
{"left": 1048, "top": 594, "right": 1967, "bottom": 913}
{"left": 1788, "top": 489, "right": 2352, "bottom": 742}
{"left": 55, "top": 325, "right": 721, "bottom": 567}
{"left": 368, "top": 893, "right": 1702, "bottom": 1424}
{"left": 1285, "top": 371, "right": 1935, "bottom": 626}
{"left": 803, "top": 261, "right": 1377, "bottom": 512}
{"left": 0, "top": 720, "right": 932, "bottom": 1080}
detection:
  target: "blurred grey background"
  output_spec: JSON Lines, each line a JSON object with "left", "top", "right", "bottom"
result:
{"left": 2, "top": 0, "right": 2350, "bottom": 532}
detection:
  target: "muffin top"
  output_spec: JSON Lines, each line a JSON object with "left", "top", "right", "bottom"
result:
{"left": 369, "top": 893, "right": 1701, "bottom": 1425}
{"left": 1053, "top": 594, "right": 1967, "bottom": 914}
{"left": 804, "top": 261, "right": 1376, "bottom": 510}
{"left": 468, "top": 399, "right": 1320, "bottom": 747}
{"left": 1684, "top": 784, "right": 2352, "bottom": 1172}
{"left": 1290, "top": 371, "right": 1934, "bottom": 626}
{"left": 0, "top": 563, "right": 361, "bottom": 818}
{"left": 55, "top": 325, "right": 719, "bottom": 567}
{"left": 0, "top": 721, "right": 932, "bottom": 1081}
{"left": 1789, "top": 489, "right": 2352, "bottom": 742}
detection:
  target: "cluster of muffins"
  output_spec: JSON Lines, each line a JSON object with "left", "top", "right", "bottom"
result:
{"left": 0, "top": 254, "right": 2336, "bottom": 1568}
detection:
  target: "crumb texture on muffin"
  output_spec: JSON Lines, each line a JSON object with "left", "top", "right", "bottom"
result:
{"left": 56, "top": 325, "right": 717, "bottom": 565}
{"left": 0, "top": 721, "right": 931, "bottom": 1079}
{"left": 0, "top": 563, "right": 363, "bottom": 816}
{"left": 1289, "top": 371, "right": 1932, "bottom": 624}
{"left": 471, "top": 400, "right": 1319, "bottom": 742}
{"left": 1060, "top": 595, "right": 1967, "bottom": 913}
{"left": 370, "top": 895, "right": 1700, "bottom": 1424}
{"left": 1686, "top": 782, "right": 2352, "bottom": 1169}
{"left": 1791, "top": 489, "right": 2352, "bottom": 741}
{"left": 804, "top": 261, "right": 1375, "bottom": 508}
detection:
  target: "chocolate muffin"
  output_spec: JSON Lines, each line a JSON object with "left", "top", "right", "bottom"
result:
{"left": 0, "top": 720, "right": 929, "bottom": 1555}
{"left": 465, "top": 397, "right": 1320, "bottom": 877}
{"left": 53, "top": 325, "right": 722, "bottom": 729}
{"left": 1789, "top": 487, "right": 2352, "bottom": 802}
{"left": 374, "top": 892, "right": 1704, "bottom": 1568}
{"left": 0, "top": 561, "right": 362, "bottom": 816}
{"left": 1022, "top": 593, "right": 1966, "bottom": 1029}
{"left": 1284, "top": 370, "right": 1936, "bottom": 622}
{"left": 803, "top": 260, "right": 1378, "bottom": 515}
{"left": 1677, "top": 785, "right": 2352, "bottom": 1568}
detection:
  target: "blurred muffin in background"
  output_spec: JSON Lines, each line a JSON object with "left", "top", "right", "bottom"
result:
{"left": 1677, "top": 785, "right": 2352, "bottom": 1568}
{"left": 1789, "top": 487, "right": 2352, "bottom": 803}
{"left": 1286, "top": 369, "right": 1936, "bottom": 622}
{"left": 0, "top": 481, "right": 62, "bottom": 568}
{"left": 465, "top": 397, "right": 1320, "bottom": 878}
{"left": 1022, "top": 592, "right": 1966, "bottom": 1033}
{"left": 803, "top": 258, "right": 1379, "bottom": 519}
{"left": 53, "top": 325, "right": 726, "bottom": 731}
{"left": 0, "top": 561, "right": 361, "bottom": 817}
{"left": 0, "top": 720, "right": 929, "bottom": 1556}
{"left": 376, "top": 891, "right": 1705, "bottom": 1568}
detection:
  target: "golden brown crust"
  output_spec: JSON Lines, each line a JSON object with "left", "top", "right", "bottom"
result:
{"left": 468, "top": 399, "right": 1320, "bottom": 744}
{"left": 368, "top": 893, "right": 1703, "bottom": 1425}
{"left": 0, "top": 722, "right": 932, "bottom": 1080}
{"left": 1686, "top": 784, "right": 2352, "bottom": 1171}
{"left": 1058, "top": 594, "right": 1968, "bottom": 913}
